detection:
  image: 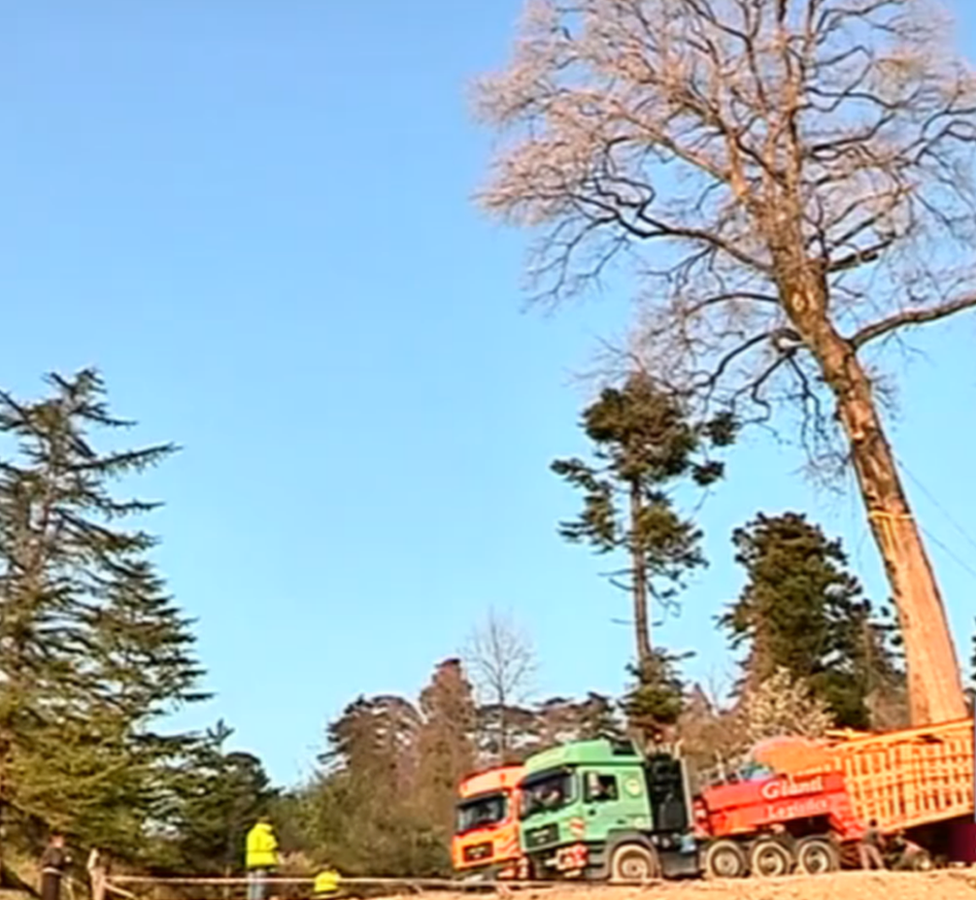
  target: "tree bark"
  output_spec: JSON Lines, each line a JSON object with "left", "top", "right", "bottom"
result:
{"left": 786, "top": 273, "right": 966, "bottom": 725}
{"left": 629, "top": 480, "right": 653, "bottom": 673}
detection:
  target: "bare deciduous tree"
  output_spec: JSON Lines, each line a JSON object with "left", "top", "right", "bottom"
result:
{"left": 463, "top": 609, "right": 536, "bottom": 761}
{"left": 476, "top": 0, "right": 976, "bottom": 724}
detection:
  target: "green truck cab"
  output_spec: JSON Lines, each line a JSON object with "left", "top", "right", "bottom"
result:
{"left": 518, "top": 738, "right": 699, "bottom": 881}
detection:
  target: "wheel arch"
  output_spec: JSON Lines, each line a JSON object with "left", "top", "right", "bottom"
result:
{"left": 605, "top": 830, "right": 657, "bottom": 856}
{"left": 607, "top": 837, "right": 662, "bottom": 882}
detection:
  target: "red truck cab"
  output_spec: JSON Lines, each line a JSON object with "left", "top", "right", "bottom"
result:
{"left": 452, "top": 764, "right": 526, "bottom": 880}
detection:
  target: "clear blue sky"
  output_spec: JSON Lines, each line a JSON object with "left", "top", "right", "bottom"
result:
{"left": 3, "top": 2, "right": 976, "bottom": 786}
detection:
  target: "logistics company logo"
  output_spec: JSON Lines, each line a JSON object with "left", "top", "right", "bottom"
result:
{"left": 759, "top": 776, "right": 824, "bottom": 801}
{"left": 764, "top": 796, "right": 831, "bottom": 821}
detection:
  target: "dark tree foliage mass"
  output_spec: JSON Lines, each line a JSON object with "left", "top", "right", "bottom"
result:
{"left": 163, "top": 721, "right": 278, "bottom": 875}
{"left": 720, "top": 512, "right": 904, "bottom": 729}
{"left": 0, "top": 371, "right": 208, "bottom": 867}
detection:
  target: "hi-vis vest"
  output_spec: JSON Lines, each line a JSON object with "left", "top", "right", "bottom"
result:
{"left": 313, "top": 869, "right": 340, "bottom": 896}
{"left": 245, "top": 822, "right": 279, "bottom": 869}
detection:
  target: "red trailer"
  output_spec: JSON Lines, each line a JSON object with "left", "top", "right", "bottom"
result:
{"left": 690, "top": 719, "right": 974, "bottom": 878}
{"left": 693, "top": 770, "right": 860, "bottom": 876}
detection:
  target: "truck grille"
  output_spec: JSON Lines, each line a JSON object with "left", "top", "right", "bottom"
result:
{"left": 463, "top": 842, "right": 492, "bottom": 863}
{"left": 525, "top": 823, "right": 559, "bottom": 849}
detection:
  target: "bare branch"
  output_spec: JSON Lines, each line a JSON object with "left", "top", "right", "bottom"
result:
{"left": 464, "top": 611, "right": 535, "bottom": 701}
{"left": 850, "top": 294, "right": 976, "bottom": 347}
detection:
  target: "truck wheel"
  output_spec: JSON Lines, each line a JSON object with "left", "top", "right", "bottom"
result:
{"left": 749, "top": 840, "right": 793, "bottom": 878}
{"left": 609, "top": 843, "right": 661, "bottom": 882}
{"left": 795, "top": 837, "right": 839, "bottom": 875}
{"left": 704, "top": 840, "right": 747, "bottom": 878}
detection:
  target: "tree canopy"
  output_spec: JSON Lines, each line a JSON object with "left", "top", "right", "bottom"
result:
{"left": 0, "top": 370, "right": 206, "bottom": 861}
{"left": 720, "top": 512, "right": 903, "bottom": 728}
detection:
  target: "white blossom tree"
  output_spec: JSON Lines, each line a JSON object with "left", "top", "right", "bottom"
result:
{"left": 740, "top": 667, "right": 835, "bottom": 745}
{"left": 476, "top": 0, "right": 976, "bottom": 724}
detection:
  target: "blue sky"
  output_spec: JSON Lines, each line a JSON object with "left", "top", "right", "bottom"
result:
{"left": 2, "top": 1, "right": 976, "bottom": 786}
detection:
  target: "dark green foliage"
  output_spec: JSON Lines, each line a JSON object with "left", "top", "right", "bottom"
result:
{"left": 621, "top": 650, "right": 687, "bottom": 743}
{"left": 166, "top": 721, "right": 277, "bottom": 874}
{"left": 0, "top": 370, "right": 206, "bottom": 861}
{"left": 720, "top": 512, "right": 903, "bottom": 729}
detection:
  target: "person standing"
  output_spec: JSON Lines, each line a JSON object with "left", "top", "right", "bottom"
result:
{"left": 40, "top": 833, "right": 71, "bottom": 900}
{"left": 245, "top": 816, "right": 279, "bottom": 900}
{"left": 858, "top": 819, "right": 885, "bottom": 870}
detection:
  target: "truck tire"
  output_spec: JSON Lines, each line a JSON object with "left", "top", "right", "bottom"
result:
{"left": 749, "top": 839, "right": 792, "bottom": 878}
{"left": 704, "top": 840, "right": 748, "bottom": 878}
{"left": 795, "top": 837, "right": 839, "bottom": 875}
{"left": 609, "top": 843, "right": 661, "bottom": 882}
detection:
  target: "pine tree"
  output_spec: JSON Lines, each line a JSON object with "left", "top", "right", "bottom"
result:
{"left": 309, "top": 694, "right": 433, "bottom": 876}
{"left": 167, "top": 721, "right": 277, "bottom": 874}
{"left": 552, "top": 372, "right": 734, "bottom": 736}
{"left": 621, "top": 650, "right": 688, "bottom": 744}
{"left": 414, "top": 659, "right": 476, "bottom": 853}
{"left": 720, "top": 512, "right": 902, "bottom": 729}
{"left": 0, "top": 370, "right": 205, "bottom": 858}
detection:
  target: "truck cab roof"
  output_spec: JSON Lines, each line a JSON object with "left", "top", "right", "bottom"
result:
{"left": 523, "top": 738, "right": 639, "bottom": 776}
{"left": 458, "top": 764, "right": 525, "bottom": 798}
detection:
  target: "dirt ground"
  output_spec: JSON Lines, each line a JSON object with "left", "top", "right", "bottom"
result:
{"left": 385, "top": 871, "right": 976, "bottom": 900}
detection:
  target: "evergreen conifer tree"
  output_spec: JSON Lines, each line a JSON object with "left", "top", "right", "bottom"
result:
{"left": 720, "top": 512, "right": 902, "bottom": 729}
{"left": 0, "top": 370, "right": 205, "bottom": 858}
{"left": 167, "top": 721, "right": 277, "bottom": 874}
{"left": 414, "top": 660, "right": 477, "bottom": 867}
{"left": 551, "top": 372, "right": 734, "bottom": 737}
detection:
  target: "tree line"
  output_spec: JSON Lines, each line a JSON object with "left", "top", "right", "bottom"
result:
{"left": 282, "top": 505, "right": 908, "bottom": 877}
{"left": 0, "top": 367, "right": 946, "bottom": 885}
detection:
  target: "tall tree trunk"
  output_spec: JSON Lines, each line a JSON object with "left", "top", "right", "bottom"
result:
{"left": 629, "top": 480, "right": 652, "bottom": 672}
{"left": 788, "top": 276, "right": 966, "bottom": 725}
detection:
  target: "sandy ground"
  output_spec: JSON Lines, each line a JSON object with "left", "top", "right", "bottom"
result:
{"left": 386, "top": 871, "right": 976, "bottom": 900}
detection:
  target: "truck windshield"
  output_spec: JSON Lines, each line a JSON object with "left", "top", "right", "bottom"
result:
{"left": 456, "top": 792, "right": 508, "bottom": 834}
{"left": 520, "top": 771, "right": 575, "bottom": 819}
